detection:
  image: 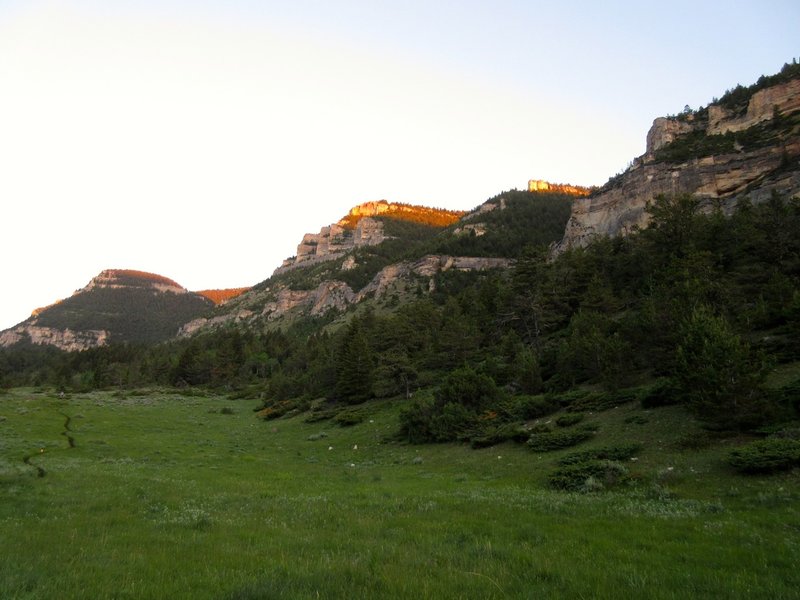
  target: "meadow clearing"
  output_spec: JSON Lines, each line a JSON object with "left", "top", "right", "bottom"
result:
{"left": 0, "top": 388, "right": 797, "bottom": 599}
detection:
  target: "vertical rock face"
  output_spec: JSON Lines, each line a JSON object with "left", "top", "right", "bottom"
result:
{"left": 276, "top": 217, "right": 386, "bottom": 273}
{"left": 274, "top": 200, "right": 466, "bottom": 275}
{"left": 645, "top": 117, "right": 696, "bottom": 156}
{"left": 555, "top": 77, "right": 800, "bottom": 253}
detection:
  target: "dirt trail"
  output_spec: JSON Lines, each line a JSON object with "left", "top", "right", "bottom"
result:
{"left": 60, "top": 412, "right": 76, "bottom": 448}
{"left": 22, "top": 411, "right": 76, "bottom": 478}
{"left": 22, "top": 453, "right": 46, "bottom": 478}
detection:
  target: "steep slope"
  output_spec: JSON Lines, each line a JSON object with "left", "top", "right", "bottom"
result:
{"left": 0, "top": 270, "right": 213, "bottom": 350}
{"left": 556, "top": 65, "right": 800, "bottom": 252}
{"left": 181, "top": 191, "right": 573, "bottom": 335}
{"left": 275, "top": 200, "right": 466, "bottom": 274}
{"left": 196, "top": 288, "right": 251, "bottom": 305}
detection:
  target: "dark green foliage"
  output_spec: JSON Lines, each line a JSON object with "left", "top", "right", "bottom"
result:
{"left": 399, "top": 368, "right": 502, "bottom": 443}
{"left": 548, "top": 460, "right": 629, "bottom": 491}
{"left": 398, "top": 394, "right": 476, "bottom": 443}
{"left": 3, "top": 180, "right": 800, "bottom": 454}
{"left": 551, "top": 388, "right": 642, "bottom": 412}
{"left": 556, "top": 413, "right": 585, "bottom": 427}
{"left": 333, "top": 407, "right": 369, "bottom": 427}
{"left": 433, "top": 366, "right": 500, "bottom": 412}
{"left": 728, "top": 438, "right": 800, "bottom": 473}
{"left": 334, "top": 318, "right": 375, "bottom": 404}
{"left": 557, "top": 443, "right": 642, "bottom": 466}
{"left": 527, "top": 425, "right": 597, "bottom": 452}
{"left": 640, "top": 379, "right": 681, "bottom": 408}
{"left": 469, "top": 422, "right": 529, "bottom": 448}
{"left": 503, "top": 394, "right": 559, "bottom": 420}
{"left": 717, "top": 61, "right": 800, "bottom": 113}
{"left": 34, "top": 286, "right": 212, "bottom": 345}
{"left": 654, "top": 113, "right": 800, "bottom": 163}
{"left": 422, "top": 190, "right": 573, "bottom": 259}
{"left": 674, "top": 306, "right": 770, "bottom": 429}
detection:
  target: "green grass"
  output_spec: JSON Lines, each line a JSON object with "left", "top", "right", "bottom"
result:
{"left": 1, "top": 389, "right": 798, "bottom": 599}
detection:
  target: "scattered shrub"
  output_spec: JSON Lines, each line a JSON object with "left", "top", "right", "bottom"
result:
{"left": 334, "top": 407, "right": 369, "bottom": 427}
{"left": 469, "top": 422, "right": 528, "bottom": 448}
{"left": 557, "top": 443, "right": 642, "bottom": 466}
{"left": 556, "top": 412, "right": 585, "bottom": 427}
{"left": 527, "top": 425, "right": 597, "bottom": 452}
{"left": 548, "top": 460, "right": 629, "bottom": 491}
{"left": 728, "top": 438, "right": 800, "bottom": 474}
{"left": 624, "top": 414, "right": 649, "bottom": 425}
{"left": 504, "top": 395, "right": 559, "bottom": 420}
{"left": 639, "top": 379, "right": 680, "bottom": 408}
{"left": 220, "top": 407, "right": 235, "bottom": 415}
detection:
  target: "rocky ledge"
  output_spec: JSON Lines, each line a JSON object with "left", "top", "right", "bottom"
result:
{"left": 556, "top": 77, "right": 800, "bottom": 252}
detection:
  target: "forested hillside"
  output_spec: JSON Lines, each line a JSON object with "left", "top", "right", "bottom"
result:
{"left": 3, "top": 192, "right": 799, "bottom": 459}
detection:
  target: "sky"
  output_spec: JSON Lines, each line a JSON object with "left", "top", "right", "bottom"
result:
{"left": 0, "top": 1, "right": 797, "bottom": 331}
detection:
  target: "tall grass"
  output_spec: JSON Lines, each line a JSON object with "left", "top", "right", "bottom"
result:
{"left": 0, "top": 389, "right": 797, "bottom": 598}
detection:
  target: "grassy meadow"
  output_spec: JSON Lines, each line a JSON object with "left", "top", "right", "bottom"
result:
{"left": 0, "top": 388, "right": 798, "bottom": 599}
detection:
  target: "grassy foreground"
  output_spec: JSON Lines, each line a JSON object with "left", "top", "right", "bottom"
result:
{"left": 0, "top": 389, "right": 798, "bottom": 599}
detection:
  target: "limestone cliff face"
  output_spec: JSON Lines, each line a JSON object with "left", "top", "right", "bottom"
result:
{"left": 180, "top": 255, "right": 512, "bottom": 336}
{"left": 528, "top": 180, "right": 591, "bottom": 196}
{"left": 556, "top": 77, "right": 800, "bottom": 252}
{"left": 356, "top": 256, "right": 512, "bottom": 302}
{"left": 275, "top": 200, "right": 466, "bottom": 275}
{"left": 275, "top": 217, "right": 386, "bottom": 274}
{"left": 0, "top": 325, "right": 109, "bottom": 352}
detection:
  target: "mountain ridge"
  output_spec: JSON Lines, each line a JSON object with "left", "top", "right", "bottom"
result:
{"left": 555, "top": 64, "right": 800, "bottom": 252}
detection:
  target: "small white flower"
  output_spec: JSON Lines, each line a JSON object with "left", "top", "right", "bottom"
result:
{"left": 353, "top": 444, "right": 358, "bottom": 450}
{"left": 349, "top": 463, "right": 355, "bottom": 468}
{"left": 328, "top": 446, "right": 333, "bottom": 451}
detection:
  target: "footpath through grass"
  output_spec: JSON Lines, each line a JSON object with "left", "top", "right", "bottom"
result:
{"left": 0, "top": 388, "right": 798, "bottom": 599}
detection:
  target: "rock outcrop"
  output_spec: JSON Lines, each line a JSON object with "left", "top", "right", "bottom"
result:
{"left": 275, "top": 217, "right": 386, "bottom": 273}
{"left": 356, "top": 255, "right": 512, "bottom": 302}
{"left": 0, "top": 325, "right": 109, "bottom": 352}
{"left": 528, "top": 180, "right": 591, "bottom": 196}
{"left": 180, "top": 255, "right": 512, "bottom": 336}
{"left": 556, "top": 76, "right": 800, "bottom": 252}
{"left": 275, "top": 200, "right": 467, "bottom": 274}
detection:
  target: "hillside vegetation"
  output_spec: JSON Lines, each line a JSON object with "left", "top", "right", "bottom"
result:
{"left": 3, "top": 193, "right": 799, "bottom": 444}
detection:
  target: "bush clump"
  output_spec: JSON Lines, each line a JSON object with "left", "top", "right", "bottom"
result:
{"left": 469, "top": 422, "right": 529, "bottom": 449}
{"left": 399, "top": 368, "right": 503, "bottom": 443}
{"left": 333, "top": 407, "right": 369, "bottom": 427}
{"left": 557, "top": 443, "right": 642, "bottom": 466}
{"left": 548, "top": 460, "right": 629, "bottom": 491}
{"left": 527, "top": 424, "right": 597, "bottom": 452}
{"left": 556, "top": 412, "right": 585, "bottom": 427}
{"left": 503, "top": 395, "right": 559, "bottom": 420}
{"left": 728, "top": 438, "right": 800, "bottom": 474}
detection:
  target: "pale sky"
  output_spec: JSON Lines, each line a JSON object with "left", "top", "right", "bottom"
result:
{"left": 0, "top": 1, "right": 797, "bottom": 331}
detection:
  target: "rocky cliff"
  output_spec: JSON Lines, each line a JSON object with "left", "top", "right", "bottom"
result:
{"left": 180, "top": 255, "right": 511, "bottom": 335}
{"left": 556, "top": 75, "right": 800, "bottom": 252}
{"left": 275, "top": 200, "right": 466, "bottom": 274}
{"left": 528, "top": 180, "right": 591, "bottom": 196}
